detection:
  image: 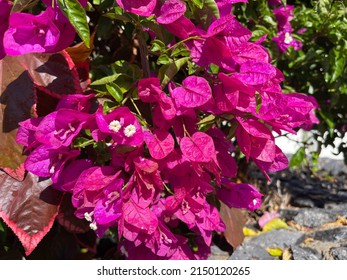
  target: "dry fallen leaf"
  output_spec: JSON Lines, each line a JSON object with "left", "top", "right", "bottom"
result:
{"left": 282, "top": 247, "right": 293, "bottom": 260}
{"left": 219, "top": 203, "right": 246, "bottom": 249}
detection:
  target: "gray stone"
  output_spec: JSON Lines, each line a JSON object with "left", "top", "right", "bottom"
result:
{"left": 249, "top": 229, "right": 306, "bottom": 249}
{"left": 311, "top": 227, "right": 347, "bottom": 243}
{"left": 294, "top": 208, "right": 337, "bottom": 228}
{"left": 208, "top": 245, "right": 230, "bottom": 260}
{"left": 330, "top": 246, "right": 347, "bottom": 260}
{"left": 291, "top": 245, "right": 322, "bottom": 260}
{"left": 324, "top": 203, "right": 347, "bottom": 217}
{"left": 229, "top": 244, "right": 276, "bottom": 260}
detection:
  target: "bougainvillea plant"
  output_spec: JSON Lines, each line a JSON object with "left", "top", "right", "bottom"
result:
{"left": 0, "top": 0, "right": 318, "bottom": 259}
{"left": 234, "top": 0, "right": 347, "bottom": 167}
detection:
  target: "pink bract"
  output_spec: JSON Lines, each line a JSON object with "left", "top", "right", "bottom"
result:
{"left": 116, "top": 0, "right": 157, "bottom": 16}
{"left": 0, "top": 0, "right": 12, "bottom": 59}
{"left": 4, "top": 8, "right": 61, "bottom": 55}
{"left": 156, "top": 0, "right": 186, "bottom": 24}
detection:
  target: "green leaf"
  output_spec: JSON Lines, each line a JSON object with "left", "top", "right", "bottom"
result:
{"left": 329, "top": 48, "right": 345, "bottom": 83}
{"left": 191, "top": 0, "right": 203, "bottom": 9}
{"left": 58, "top": 0, "right": 90, "bottom": 48}
{"left": 150, "top": 39, "right": 166, "bottom": 53}
{"left": 204, "top": 0, "right": 220, "bottom": 19}
{"left": 157, "top": 54, "right": 171, "bottom": 65}
{"left": 90, "top": 73, "right": 122, "bottom": 86}
{"left": 106, "top": 83, "right": 124, "bottom": 103}
{"left": 289, "top": 147, "right": 306, "bottom": 167}
{"left": 159, "top": 57, "right": 190, "bottom": 87}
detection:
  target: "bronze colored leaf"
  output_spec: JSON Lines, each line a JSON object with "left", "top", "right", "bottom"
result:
{"left": 0, "top": 171, "right": 62, "bottom": 255}
{"left": 0, "top": 56, "right": 35, "bottom": 180}
{"left": 219, "top": 203, "right": 246, "bottom": 249}
{"left": 18, "top": 51, "right": 83, "bottom": 98}
{"left": 56, "top": 193, "right": 90, "bottom": 234}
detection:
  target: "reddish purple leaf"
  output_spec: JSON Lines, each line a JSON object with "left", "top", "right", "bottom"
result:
{"left": 18, "top": 51, "right": 83, "bottom": 98}
{"left": 0, "top": 56, "right": 35, "bottom": 181}
{"left": 0, "top": 171, "right": 62, "bottom": 255}
{"left": 144, "top": 129, "right": 174, "bottom": 160}
{"left": 180, "top": 132, "right": 216, "bottom": 162}
{"left": 171, "top": 76, "right": 212, "bottom": 108}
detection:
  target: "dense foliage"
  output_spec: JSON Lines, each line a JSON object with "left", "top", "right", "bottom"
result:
{"left": 0, "top": 0, "right": 320, "bottom": 259}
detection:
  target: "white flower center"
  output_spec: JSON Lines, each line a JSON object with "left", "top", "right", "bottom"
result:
{"left": 108, "top": 120, "right": 122, "bottom": 132}
{"left": 124, "top": 124, "right": 136, "bottom": 137}
{"left": 284, "top": 32, "right": 293, "bottom": 44}
{"left": 89, "top": 222, "right": 98, "bottom": 231}
{"left": 253, "top": 198, "right": 258, "bottom": 206}
{"left": 84, "top": 212, "right": 92, "bottom": 222}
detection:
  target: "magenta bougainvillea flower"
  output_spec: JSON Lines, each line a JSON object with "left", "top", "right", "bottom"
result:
{"left": 272, "top": 4, "right": 302, "bottom": 52}
{"left": 116, "top": 0, "right": 157, "bottom": 16}
{"left": 273, "top": 31, "right": 302, "bottom": 52}
{"left": 0, "top": 0, "right": 12, "bottom": 59}
{"left": 24, "top": 144, "right": 80, "bottom": 183}
{"left": 236, "top": 117, "right": 276, "bottom": 163}
{"left": 217, "top": 180, "right": 263, "bottom": 211}
{"left": 273, "top": 5, "right": 294, "bottom": 31}
{"left": 156, "top": 0, "right": 186, "bottom": 24}
{"left": 35, "top": 109, "right": 90, "bottom": 148}
{"left": 94, "top": 106, "right": 144, "bottom": 146}
{"left": 171, "top": 76, "right": 212, "bottom": 108}
{"left": 4, "top": 8, "right": 61, "bottom": 55}
{"left": 3, "top": 6, "right": 77, "bottom": 55}
{"left": 267, "top": 0, "right": 281, "bottom": 6}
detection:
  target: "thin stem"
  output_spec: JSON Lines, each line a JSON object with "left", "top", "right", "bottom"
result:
{"left": 136, "top": 29, "right": 151, "bottom": 78}
{"left": 164, "top": 36, "right": 204, "bottom": 53}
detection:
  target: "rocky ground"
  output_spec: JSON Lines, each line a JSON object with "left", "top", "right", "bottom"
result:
{"left": 210, "top": 158, "right": 347, "bottom": 260}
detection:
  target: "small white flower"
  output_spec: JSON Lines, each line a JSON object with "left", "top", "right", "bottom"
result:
{"left": 123, "top": 124, "right": 136, "bottom": 137}
{"left": 284, "top": 32, "right": 293, "bottom": 44}
{"left": 108, "top": 120, "right": 122, "bottom": 132}
{"left": 84, "top": 212, "right": 92, "bottom": 222}
{"left": 89, "top": 222, "right": 98, "bottom": 231}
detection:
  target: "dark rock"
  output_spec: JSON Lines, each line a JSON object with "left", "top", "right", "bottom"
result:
{"left": 248, "top": 229, "right": 305, "bottom": 249}
{"left": 291, "top": 245, "right": 322, "bottom": 260}
{"left": 311, "top": 227, "right": 347, "bottom": 243}
{"left": 229, "top": 244, "right": 276, "bottom": 260}
{"left": 330, "top": 246, "right": 347, "bottom": 260}
{"left": 294, "top": 209, "right": 337, "bottom": 228}
{"left": 279, "top": 208, "right": 300, "bottom": 221}
{"left": 291, "top": 197, "right": 316, "bottom": 208}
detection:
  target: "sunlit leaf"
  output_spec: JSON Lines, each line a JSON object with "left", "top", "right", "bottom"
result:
{"left": 266, "top": 247, "right": 283, "bottom": 257}
{"left": 262, "top": 218, "right": 289, "bottom": 232}
{"left": 58, "top": 0, "right": 90, "bottom": 47}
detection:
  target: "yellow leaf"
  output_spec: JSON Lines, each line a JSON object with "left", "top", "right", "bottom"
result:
{"left": 263, "top": 218, "right": 289, "bottom": 232}
{"left": 243, "top": 227, "right": 260, "bottom": 237}
{"left": 266, "top": 247, "right": 283, "bottom": 257}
